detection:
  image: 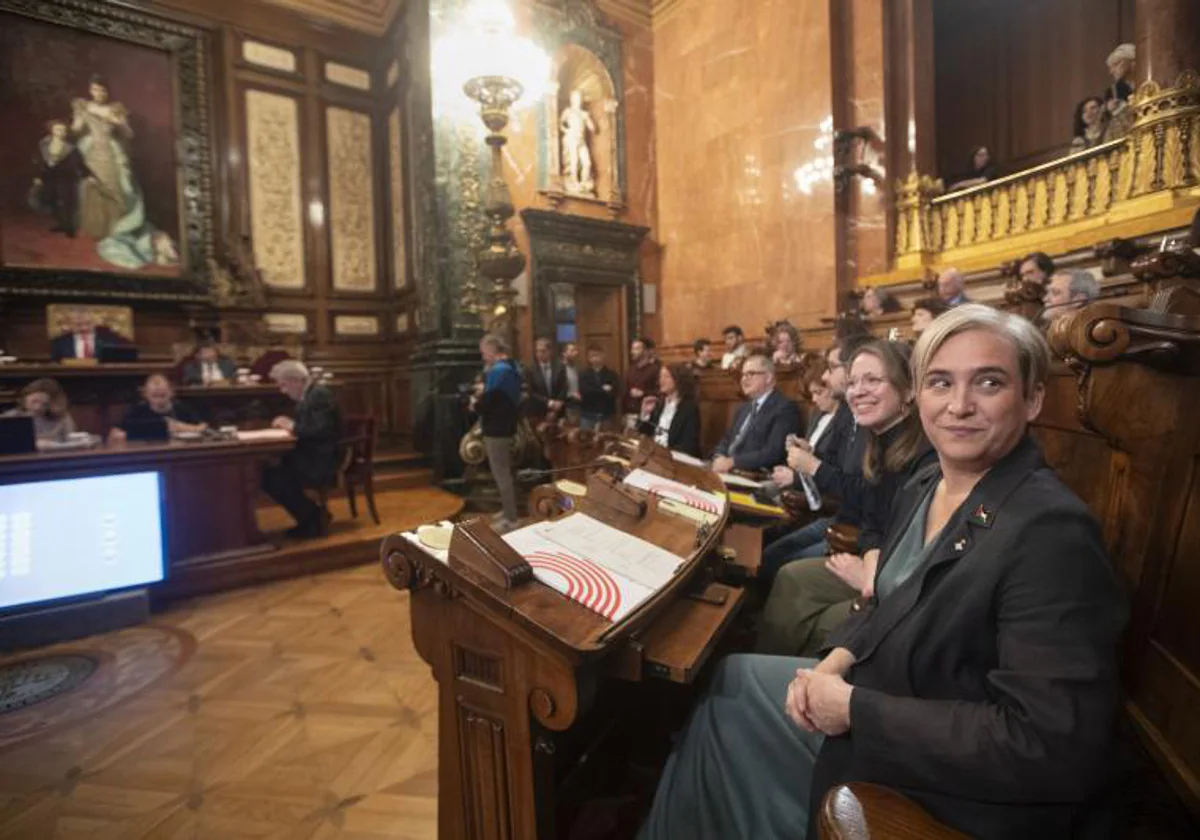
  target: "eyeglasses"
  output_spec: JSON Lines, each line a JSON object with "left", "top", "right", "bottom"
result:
{"left": 741, "top": 369, "right": 769, "bottom": 378}
{"left": 847, "top": 374, "right": 888, "bottom": 392}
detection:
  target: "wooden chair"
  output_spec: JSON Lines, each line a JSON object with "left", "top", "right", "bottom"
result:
{"left": 339, "top": 416, "right": 380, "bottom": 526}
{"left": 309, "top": 417, "right": 379, "bottom": 536}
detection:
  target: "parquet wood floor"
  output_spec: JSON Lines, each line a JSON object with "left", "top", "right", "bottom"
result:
{"left": 0, "top": 488, "right": 458, "bottom": 840}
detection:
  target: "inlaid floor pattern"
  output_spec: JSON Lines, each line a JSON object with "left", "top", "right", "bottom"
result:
{"left": 0, "top": 552, "right": 440, "bottom": 839}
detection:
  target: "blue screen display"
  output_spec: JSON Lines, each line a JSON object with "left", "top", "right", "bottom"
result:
{"left": 0, "top": 472, "right": 165, "bottom": 611}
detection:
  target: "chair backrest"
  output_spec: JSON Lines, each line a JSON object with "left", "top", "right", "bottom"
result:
{"left": 341, "top": 415, "right": 376, "bottom": 467}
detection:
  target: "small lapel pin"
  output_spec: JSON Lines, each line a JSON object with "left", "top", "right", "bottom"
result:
{"left": 954, "top": 538, "right": 968, "bottom": 552}
{"left": 970, "top": 504, "right": 991, "bottom": 526}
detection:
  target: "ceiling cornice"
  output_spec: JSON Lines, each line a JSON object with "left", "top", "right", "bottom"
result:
{"left": 253, "top": 0, "right": 402, "bottom": 35}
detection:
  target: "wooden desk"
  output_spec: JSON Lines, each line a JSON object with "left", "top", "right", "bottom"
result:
{"left": 382, "top": 435, "right": 749, "bottom": 839}
{"left": 0, "top": 437, "right": 293, "bottom": 595}
{"left": 0, "top": 364, "right": 322, "bottom": 433}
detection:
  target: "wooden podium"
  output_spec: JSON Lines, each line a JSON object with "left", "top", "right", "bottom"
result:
{"left": 381, "top": 435, "right": 748, "bottom": 839}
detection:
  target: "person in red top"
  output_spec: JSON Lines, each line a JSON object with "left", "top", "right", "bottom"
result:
{"left": 623, "top": 336, "right": 661, "bottom": 419}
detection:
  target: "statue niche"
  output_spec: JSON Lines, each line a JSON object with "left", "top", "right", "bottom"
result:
{"left": 545, "top": 44, "right": 619, "bottom": 208}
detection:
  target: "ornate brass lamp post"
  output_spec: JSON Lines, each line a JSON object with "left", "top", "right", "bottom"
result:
{"left": 448, "top": 1, "right": 549, "bottom": 346}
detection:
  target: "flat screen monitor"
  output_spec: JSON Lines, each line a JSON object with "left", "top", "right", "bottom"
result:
{"left": 0, "top": 472, "right": 165, "bottom": 611}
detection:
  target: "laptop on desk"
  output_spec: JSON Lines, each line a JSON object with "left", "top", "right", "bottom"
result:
{"left": 98, "top": 345, "right": 139, "bottom": 363}
{"left": 0, "top": 416, "right": 37, "bottom": 455}
{"left": 123, "top": 416, "right": 169, "bottom": 443}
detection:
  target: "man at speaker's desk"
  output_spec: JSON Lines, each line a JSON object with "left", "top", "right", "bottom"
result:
{"left": 108, "top": 374, "right": 206, "bottom": 443}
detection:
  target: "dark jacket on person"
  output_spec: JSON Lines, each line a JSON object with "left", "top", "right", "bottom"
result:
{"left": 713, "top": 388, "right": 802, "bottom": 472}
{"left": 119, "top": 399, "right": 202, "bottom": 429}
{"left": 50, "top": 326, "right": 125, "bottom": 361}
{"left": 623, "top": 359, "right": 662, "bottom": 414}
{"left": 811, "top": 402, "right": 870, "bottom": 525}
{"left": 288, "top": 383, "right": 342, "bottom": 487}
{"left": 810, "top": 400, "right": 853, "bottom": 465}
{"left": 856, "top": 428, "right": 936, "bottom": 553}
{"left": 811, "top": 437, "right": 1126, "bottom": 840}
{"left": 525, "top": 358, "right": 567, "bottom": 418}
{"left": 181, "top": 355, "right": 238, "bottom": 385}
{"left": 579, "top": 365, "right": 620, "bottom": 418}
{"left": 637, "top": 397, "right": 701, "bottom": 458}
{"left": 478, "top": 358, "right": 521, "bottom": 438}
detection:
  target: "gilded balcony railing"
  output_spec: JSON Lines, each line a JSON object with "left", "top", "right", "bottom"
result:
{"left": 894, "top": 70, "right": 1200, "bottom": 268}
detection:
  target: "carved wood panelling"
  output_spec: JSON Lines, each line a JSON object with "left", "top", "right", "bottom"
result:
{"left": 333, "top": 314, "right": 380, "bottom": 336}
{"left": 458, "top": 706, "right": 514, "bottom": 840}
{"left": 325, "top": 60, "right": 372, "bottom": 90}
{"left": 245, "top": 89, "right": 307, "bottom": 289}
{"left": 241, "top": 39, "right": 297, "bottom": 73}
{"left": 263, "top": 312, "right": 308, "bottom": 334}
{"left": 326, "top": 107, "right": 378, "bottom": 293}
{"left": 388, "top": 108, "right": 407, "bottom": 289}
{"left": 253, "top": 0, "right": 400, "bottom": 34}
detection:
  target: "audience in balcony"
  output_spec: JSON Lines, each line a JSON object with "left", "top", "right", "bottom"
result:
{"left": 910, "top": 297, "right": 950, "bottom": 338}
{"left": 1019, "top": 252, "right": 1055, "bottom": 290}
{"left": 1072, "top": 96, "right": 1110, "bottom": 150}
{"left": 1104, "top": 43, "right": 1136, "bottom": 140}
{"left": 770, "top": 322, "right": 803, "bottom": 367}
{"left": 945, "top": 145, "right": 997, "bottom": 191}
{"left": 691, "top": 338, "right": 715, "bottom": 370}
{"left": 936, "top": 268, "right": 970, "bottom": 306}
{"left": 1043, "top": 269, "right": 1101, "bottom": 321}
{"left": 859, "top": 286, "right": 902, "bottom": 319}
{"left": 721, "top": 325, "right": 749, "bottom": 369}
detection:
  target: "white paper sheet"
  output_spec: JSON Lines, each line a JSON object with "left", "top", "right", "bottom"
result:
{"left": 718, "top": 472, "right": 763, "bottom": 490}
{"left": 669, "top": 450, "right": 705, "bottom": 467}
{"left": 235, "top": 428, "right": 293, "bottom": 442}
{"left": 503, "top": 513, "right": 682, "bottom": 622}
{"left": 623, "top": 468, "right": 727, "bottom": 516}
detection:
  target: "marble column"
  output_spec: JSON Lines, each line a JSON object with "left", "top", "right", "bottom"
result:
{"left": 402, "top": 0, "right": 491, "bottom": 482}
{"left": 1136, "top": 0, "right": 1200, "bottom": 85}
{"left": 884, "top": 0, "right": 936, "bottom": 180}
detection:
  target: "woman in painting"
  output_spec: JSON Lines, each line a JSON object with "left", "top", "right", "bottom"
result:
{"left": 72, "top": 74, "right": 130, "bottom": 241}
{"left": 71, "top": 74, "right": 177, "bottom": 269}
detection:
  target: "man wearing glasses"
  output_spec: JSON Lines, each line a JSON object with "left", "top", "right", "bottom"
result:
{"left": 711, "top": 353, "right": 801, "bottom": 474}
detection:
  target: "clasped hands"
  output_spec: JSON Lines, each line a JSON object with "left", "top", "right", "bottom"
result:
{"left": 271, "top": 415, "right": 295, "bottom": 432}
{"left": 785, "top": 665, "right": 853, "bottom": 736}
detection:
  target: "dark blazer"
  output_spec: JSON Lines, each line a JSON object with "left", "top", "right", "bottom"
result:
{"left": 810, "top": 399, "right": 853, "bottom": 464}
{"left": 637, "top": 397, "right": 701, "bottom": 457}
{"left": 525, "top": 359, "right": 567, "bottom": 417}
{"left": 579, "top": 366, "right": 620, "bottom": 418}
{"left": 812, "top": 437, "right": 1126, "bottom": 840}
{"left": 180, "top": 355, "right": 238, "bottom": 385}
{"left": 713, "top": 388, "right": 801, "bottom": 471}
{"left": 287, "top": 383, "right": 342, "bottom": 487}
{"left": 50, "top": 327, "right": 124, "bottom": 361}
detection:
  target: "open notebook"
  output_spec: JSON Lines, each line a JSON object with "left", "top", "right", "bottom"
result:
{"left": 503, "top": 513, "right": 683, "bottom": 622}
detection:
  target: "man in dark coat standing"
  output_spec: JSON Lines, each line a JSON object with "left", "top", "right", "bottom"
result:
{"left": 525, "top": 336, "right": 567, "bottom": 421}
{"left": 263, "top": 359, "right": 342, "bottom": 538}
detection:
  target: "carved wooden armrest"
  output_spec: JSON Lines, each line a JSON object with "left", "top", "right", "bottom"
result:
{"left": 818, "top": 783, "right": 967, "bottom": 840}
{"left": 826, "top": 523, "right": 859, "bottom": 556}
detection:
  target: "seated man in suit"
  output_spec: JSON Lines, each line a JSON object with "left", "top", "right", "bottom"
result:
{"left": 110, "top": 374, "right": 206, "bottom": 442}
{"left": 525, "top": 336, "right": 566, "bottom": 421}
{"left": 50, "top": 307, "right": 124, "bottom": 361}
{"left": 1042, "top": 269, "right": 1100, "bottom": 322}
{"left": 262, "top": 360, "right": 342, "bottom": 538}
{"left": 182, "top": 341, "right": 237, "bottom": 385}
{"left": 712, "top": 352, "right": 801, "bottom": 474}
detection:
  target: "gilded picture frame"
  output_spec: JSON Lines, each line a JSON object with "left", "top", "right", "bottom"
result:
{"left": 0, "top": 0, "right": 214, "bottom": 301}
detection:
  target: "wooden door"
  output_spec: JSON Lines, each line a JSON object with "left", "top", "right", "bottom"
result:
{"left": 574, "top": 284, "right": 626, "bottom": 375}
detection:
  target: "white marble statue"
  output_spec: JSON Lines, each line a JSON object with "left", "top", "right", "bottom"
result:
{"left": 560, "top": 89, "right": 596, "bottom": 196}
